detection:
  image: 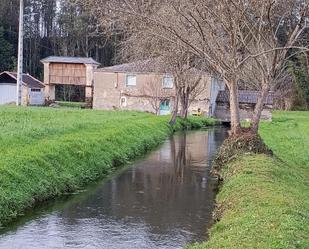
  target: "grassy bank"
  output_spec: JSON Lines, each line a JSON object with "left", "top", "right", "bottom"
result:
{"left": 0, "top": 107, "right": 216, "bottom": 226}
{"left": 189, "top": 111, "right": 309, "bottom": 249}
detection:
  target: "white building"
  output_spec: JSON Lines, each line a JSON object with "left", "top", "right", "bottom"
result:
{"left": 0, "top": 71, "right": 45, "bottom": 106}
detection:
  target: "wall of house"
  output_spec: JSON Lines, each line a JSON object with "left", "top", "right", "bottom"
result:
{"left": 93, "top": 71, "right": 213, "bottom": 115}
{"left": 93, "top": 72, "right": 121, "bottom": 109}
{"left": 94, "top": 72, "right": 171, "bottom": 111}
{"left": 0, "top": 82, "right": 31, "bottom": 105}
{"left": 187, "top": 77, "right": 212, "bottom": 116}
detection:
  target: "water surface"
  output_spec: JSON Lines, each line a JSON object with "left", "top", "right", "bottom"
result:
{"left": 0, "top": 128, "right": 227, "bottom": 249}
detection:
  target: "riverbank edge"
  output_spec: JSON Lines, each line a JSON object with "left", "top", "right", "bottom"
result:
{"left": 0, "top": 116, "right": 219, "bottom": 227}
{"left": 187, "top": 113, "right": 308, "bottom": 248}
{"left": 187, "top": 153, "right": 280, "bottom": 249}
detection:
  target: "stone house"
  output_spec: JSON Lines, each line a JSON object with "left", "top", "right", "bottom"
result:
{"left": 93, "top": 61, "right": 224, "bottom": 116}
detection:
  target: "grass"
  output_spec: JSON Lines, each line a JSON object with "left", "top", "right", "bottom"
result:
{"left": 54, "top": 101, "right": 86, "bottom": 108}
{"left": 0, "top": 106, "right": 216, "bottom": 227}
{"left": 188, "top": 111, "right": 309, "bottom": 249}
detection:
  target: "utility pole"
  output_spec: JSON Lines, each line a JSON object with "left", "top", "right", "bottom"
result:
{"left": 16, "top": 0, "right": 24, "bottom": 106}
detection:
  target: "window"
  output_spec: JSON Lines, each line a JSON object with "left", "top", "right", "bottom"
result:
{"left": 159, "top": 99, "right": 171, "bottom": 115}
{"left": 162, "top": 76, "right": 174, "bottom": 89}
{"left": 126, "top": 75, "right": 137, "bottom": 86}
{"left": 31, "top": 88, "right": 41, "bottom": 92}
{"left": 160, "top": 99, "right": 170, "bottom": 110}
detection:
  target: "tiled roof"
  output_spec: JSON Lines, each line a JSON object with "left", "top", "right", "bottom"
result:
{"left": 0, "top": 72, "right": 45, "bottom": 88}
{"left": 41, "top": 56, "right": 100, "bottom": 65}
{"left": 96, "top": 57, "right": 212, "bottom": 79}
{"left": 96, "top": 59, "right": 170, "bottom": 74}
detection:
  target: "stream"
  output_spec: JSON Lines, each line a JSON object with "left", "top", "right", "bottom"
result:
{"left": 0, "top": 128, "right": 228, "bottom": 249}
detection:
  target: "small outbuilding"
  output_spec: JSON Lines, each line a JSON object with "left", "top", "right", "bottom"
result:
{"left": 0, "top": 71, "right": 45, "bottom": 105}
{"left": 41, "top": 56, "right": 100, "bottom": 106}
{"left": 215, "top": 90, "right": 274, "bottom": 121}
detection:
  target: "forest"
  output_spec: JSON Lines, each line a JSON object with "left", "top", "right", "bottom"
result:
{"left": 0, "top": 0, "right": 117, "bottom": 79}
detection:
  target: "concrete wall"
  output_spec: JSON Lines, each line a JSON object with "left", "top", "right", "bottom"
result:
{"left": 209, "top": 78, "right": 226, "bottom": 116}
{"left": 93, "top": 71, "right": 212, "bottom": 115}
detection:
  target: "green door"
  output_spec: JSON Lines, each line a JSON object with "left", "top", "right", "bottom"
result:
{"left": 160, "top": 100, "right": 171, "bottom": 115}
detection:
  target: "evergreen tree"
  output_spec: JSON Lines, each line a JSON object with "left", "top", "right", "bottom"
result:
{"left": 0, "top": 0, "right": 117, "bottom": 78}
{"left": 0, "top": 26, "right": 16, "bottom": 72}
{"left": 291, "top": 55, "right": 309, "bottom": 110}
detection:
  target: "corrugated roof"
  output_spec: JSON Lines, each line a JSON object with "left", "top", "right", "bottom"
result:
{"left": 0, "top": 72, "right": 45, "bottom": 88}
{"left": 41, "top": 56, "right": 100, "bottom": 65}
{"left": 216, "top": 90, "right": 274, "bottom": 105}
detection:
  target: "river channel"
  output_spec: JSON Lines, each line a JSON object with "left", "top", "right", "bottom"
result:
{"left": 0, "top": 128, "right": 227, "bottom": 249}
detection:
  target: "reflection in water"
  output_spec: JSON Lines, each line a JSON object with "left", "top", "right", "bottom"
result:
{"left": 0, "top": 129, "right": 227, "bottom": 249}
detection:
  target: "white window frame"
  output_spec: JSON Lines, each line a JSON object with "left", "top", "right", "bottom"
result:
{"left": 126, "top": 75, "right": 137, "bottom": 87}
{"left": 162, "top": 76, "right": 174, "bottom": 89}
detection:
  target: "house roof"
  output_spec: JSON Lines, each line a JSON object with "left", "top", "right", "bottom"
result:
{"left": 0, "top": 71, "right": 45, "bottom": 88}
{"left": 97, "top": 58, "right": 209, "bottom": 76}
{"left": 41, "top": 56, "right": 100, "bottom": 65}
{"left": 96, "top": 59, "right": 170, "bottom": 74}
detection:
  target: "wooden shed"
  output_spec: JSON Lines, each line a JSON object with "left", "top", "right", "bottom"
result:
{"left": 214, "top": 90, "right": 274, "bottom": 122}
{"left": 216, "top": 90, "right": 274, "bottom": 105}
{"left": 41, "top": 56, "right": 100, "bottom": 105}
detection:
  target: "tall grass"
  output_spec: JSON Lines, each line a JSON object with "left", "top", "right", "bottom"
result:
{"left": 0, "top": 107, "right": 216, "bottom": 226}
{"left": 188, "top": 111, "right": 309, "bottom": 249}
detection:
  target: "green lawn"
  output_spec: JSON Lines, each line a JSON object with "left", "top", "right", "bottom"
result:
{"left": 54, "top": 101, "right": 86, "bottom": 108}
{"left": 0, "top": 106, "right": 216, "bottom": 226}
{"left": 189, "top": 111, "right": 309, "bottom": 249}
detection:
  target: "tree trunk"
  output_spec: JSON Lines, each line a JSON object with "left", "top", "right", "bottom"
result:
{"left": 179, "top": 89, "right": 185, "bottom": 118}
{"left": 229, "top": 79, "right": 241, "bottom": 135}
{"left": 183, "top": 91, "right": 190, "bottom": 119}
{"left": 251, "top": 86, "right": 270, "bottom": 134}
{"left": 180, "top": 88, "right": 190, "bottom": 119}
{"left": 170, "top": 90, "right": 180, "bottom": 125}
{"left": 155, "top": 96, "right": 159, "bottom": 115}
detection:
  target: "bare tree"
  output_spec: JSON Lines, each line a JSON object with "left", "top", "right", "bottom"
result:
{"left": 118, "top": 38, "right": 207, "bottom": 122}
{"left": 81, "top": 0, "right": 249, "bottom": 134}
{"left": 115, "top": 22, "right": 210, "bottom": 121}
{"left": 161, "top": 52, "right": 206, "bottom": 121}
{"left": 237, "top": 0, "right": 309, "bottom": 133}
{"left": 179, "top": 73, "right": 203, "bottom": 119}
{"left": 141, "top": 77, "right": 172, "bottom": 115}
{"left": 81, "top": 0, "right": 308, "bottom": 135}
{"left": 186, "top": 75, "right": 209, "bottom": 114}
